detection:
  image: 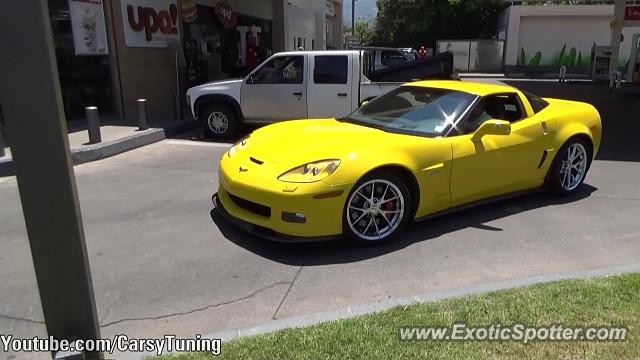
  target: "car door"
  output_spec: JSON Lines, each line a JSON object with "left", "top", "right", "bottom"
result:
{"left": 307, "top": 54, "right": 353, "bottom": 118}
{"left": 449, "top": 92, "right": 548, "bottom": 206}
{"left": 241, "top": 54, "right": 307, "bottom": 122}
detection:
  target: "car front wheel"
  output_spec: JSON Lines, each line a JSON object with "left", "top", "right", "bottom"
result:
{"left": 343, "top": 173, "right": 412, "bottom": 244}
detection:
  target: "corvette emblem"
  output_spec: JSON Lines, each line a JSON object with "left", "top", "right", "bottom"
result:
{"left": 239, "top": 166, "right": 248, "bottom": 173}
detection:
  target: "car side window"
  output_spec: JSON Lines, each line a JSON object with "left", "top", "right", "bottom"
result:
{"left": 464, "top": 93, "right": 524, "bottom": 134}
{"left": 524, "top": 91, "right": 550, "bottom": 113}
{"left": 381, "top": 51, "right": 407, "bottom": 66}
{"left": 250, "top": 56, "right": 304, "bottom": 84}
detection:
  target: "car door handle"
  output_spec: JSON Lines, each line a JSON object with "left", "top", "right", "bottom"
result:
{"left": 293, "top": 92, "right": 303, "bottom": 97}
{"left": 337, "top": 93, "right": 348, "bottom": 97}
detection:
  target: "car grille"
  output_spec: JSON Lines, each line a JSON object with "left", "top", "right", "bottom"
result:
{"left": 228, "top": 192, "right": 271, "bottom": 218}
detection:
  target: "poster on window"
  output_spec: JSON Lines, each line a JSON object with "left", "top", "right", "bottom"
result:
{"left": 69, "top": 0, "right": 109, "bottom": 55}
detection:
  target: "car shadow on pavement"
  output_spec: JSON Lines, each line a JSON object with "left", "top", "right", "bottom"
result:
{"left": 210, "top": 184, "right": 597, "bottom": 266}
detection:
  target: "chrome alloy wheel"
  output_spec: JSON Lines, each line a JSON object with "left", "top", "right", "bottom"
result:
{"left": 207, "top": 112, "right": 229, "bottom": 134}
{"left": 347, "top": 180, "right": 405, "bottom": 241}
{"left": 560, "top": 142, "right": 588, "bottom": 191}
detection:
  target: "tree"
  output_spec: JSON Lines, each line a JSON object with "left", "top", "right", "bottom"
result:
{"left": 373, "top": 0, "right": 508, "bottom": 48}
{"left": 354, "top": 18, "right": 375, "bottom": 45}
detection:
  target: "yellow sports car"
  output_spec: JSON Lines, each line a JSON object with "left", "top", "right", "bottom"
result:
{"left": 213, "top": 81, "right": 602, "bottom": 244}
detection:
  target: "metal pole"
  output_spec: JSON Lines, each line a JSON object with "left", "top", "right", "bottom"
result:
{"left": 0, "top": 1, "right": 102, "bottom": 359}
{"left": 352, "top": 0, "right": 356, "bottom": 35}
{"left": 137, "top": 99, "right": 148, "bottom": 130}
{"left": 85, "top": 106, "right": 101, "bottom": 144}
{"left": 0, "top": 109, "right": 5, "bottom": 158}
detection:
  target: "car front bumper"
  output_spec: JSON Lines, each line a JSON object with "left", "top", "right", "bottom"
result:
{"left": 212, "top": 193, "right": 340, "bottom": 243}
{"left": 217, "top": 152, "right": 353, "bottom": 240}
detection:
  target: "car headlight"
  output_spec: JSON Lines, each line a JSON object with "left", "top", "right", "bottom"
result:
{"left": 228, "top": 136, "right": 249, "bottom": 157}
{"left": 278, "top": 159, "right": 341, "bottom": 183}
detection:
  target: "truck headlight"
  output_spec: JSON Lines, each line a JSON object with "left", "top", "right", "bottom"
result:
{"left": 278, "top": 159, "right": 341, "bottom": 183}
{"left": 227, "top": 136, "right": 249, "bottom": 157}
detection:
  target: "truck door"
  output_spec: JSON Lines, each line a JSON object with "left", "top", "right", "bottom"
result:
{"left": 307, "top": 54, "right": 353, "bottom": 119}
{"left": 241, "top": 54, "right": 307, "bottom": 122}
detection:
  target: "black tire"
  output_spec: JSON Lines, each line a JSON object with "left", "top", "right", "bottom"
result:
{"left": 546, "top": 137, "right": 592, "bottom": 195}
{"left": 343, "top": 172, "right": 413, "bottom": 245}
{"left": 201, "top": 104, "right": 240, "bottom": 139}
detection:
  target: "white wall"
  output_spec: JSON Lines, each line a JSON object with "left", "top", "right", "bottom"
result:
{"left": 505, "top": 5, "right": 640, "bottom": 67}
{"left": 285, "top": 0, "right": 342, "bottom": 50}
{"left": 288, "top": 3, "right": 315, "bottom": 50}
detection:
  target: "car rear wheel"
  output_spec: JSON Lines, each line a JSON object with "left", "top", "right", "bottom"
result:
{"left": 202, "top": 104, "right": 239, "bottom": 139}
{"left": 547, "top": 138, "right": 592, "bottom": 194}
{"left": 343, "top": 173, "right": 412, "bottom": 244}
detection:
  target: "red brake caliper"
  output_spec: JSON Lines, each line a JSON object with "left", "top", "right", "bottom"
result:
{"left": 384, "top": 195, "right": 395, "bottom": 211}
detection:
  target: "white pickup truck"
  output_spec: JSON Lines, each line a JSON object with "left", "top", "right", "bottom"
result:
{"left": 187, "top": 50, "right": 452, "bottom": 138}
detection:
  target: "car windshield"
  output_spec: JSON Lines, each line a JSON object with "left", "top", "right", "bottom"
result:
{"left": 345, "top": 86, "right": 477, "bottom": 137}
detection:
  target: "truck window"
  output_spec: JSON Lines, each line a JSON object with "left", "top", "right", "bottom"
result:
{"left": 381, "top": 51, "right": 408, "bottom": 66}
{"left": 250, "top": 56, "right": 304, "bottom": 84}
{"left": 314, "top": 56, "right": 348, "bottom": 84}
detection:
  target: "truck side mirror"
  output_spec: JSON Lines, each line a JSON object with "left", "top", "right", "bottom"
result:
{"left": 471, "top": 120, "right": 511, "bottom": 142}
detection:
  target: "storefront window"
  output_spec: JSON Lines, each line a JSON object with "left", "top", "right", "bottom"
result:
{"left": 48, "top": 0, "right": 115, "bottom": 121}
{"left": 182, "top": 3, "right": 273, "bottom": 87}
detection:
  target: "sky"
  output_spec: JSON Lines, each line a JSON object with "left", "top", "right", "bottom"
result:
{"left": 343, "top": 0, "right": 378, "bottom": 26}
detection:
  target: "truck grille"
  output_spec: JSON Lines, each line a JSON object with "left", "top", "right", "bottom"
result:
{"left": 228, "top": 193, "right": 271, "bottom": 218}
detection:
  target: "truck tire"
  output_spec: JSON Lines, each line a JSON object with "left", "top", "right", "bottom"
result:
{"left": 201, "top": 104, "right": 239, "bottom": 139}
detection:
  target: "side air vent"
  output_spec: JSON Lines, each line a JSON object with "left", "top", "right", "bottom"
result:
{"left": 250, "top": 157, "right": 264, "bottom": 165}
{"left": 537, "top": 150, "right": 549, "bottom": 169}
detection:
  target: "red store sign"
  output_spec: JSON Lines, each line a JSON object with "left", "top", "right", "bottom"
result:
{"left": 121, "top": 0, "right": 180, "bottom": 48}
{"left": 215, "top": 0, "right": 237, "bottom": 29}
{"left": 625, "top": 5, "right": 640, "bottom": 21}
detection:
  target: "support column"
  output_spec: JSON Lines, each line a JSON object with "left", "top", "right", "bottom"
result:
{"left": 609, "top": 0, "right": 626, "bottom": 76}
{"left": 272, "top": 0, "right": 290, "bottom": 52}
{"left": 0, "top": 1, "right": 102, "bottom": 359}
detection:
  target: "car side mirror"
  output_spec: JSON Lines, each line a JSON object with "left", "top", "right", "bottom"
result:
{"left": 360, "top": 100, "right": 369, "bottom": 107}
{"left": 471, "top": 120, "right": 511, "bottom": 142}
{"left": 246, "top": 74, "right": 256, "bottom": 84}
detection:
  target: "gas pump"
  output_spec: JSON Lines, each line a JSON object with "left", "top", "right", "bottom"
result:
{"left": 627, "top": 33, "right": 640, "bottom": 84}
{"left": 591, "top": 44, "right": 613, "bottom": 81}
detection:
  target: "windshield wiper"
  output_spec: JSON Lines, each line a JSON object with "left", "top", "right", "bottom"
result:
{"left": 338, "top": 117, "right": 390, "bottom": 132}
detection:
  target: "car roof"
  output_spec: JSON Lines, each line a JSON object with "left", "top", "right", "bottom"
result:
{"left": 407, "top": 80, "right": 518, "bottom": 97}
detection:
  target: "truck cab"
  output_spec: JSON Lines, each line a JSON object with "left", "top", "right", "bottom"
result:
{"left": 187, "top": 50, "right": 452, "bottom": 138}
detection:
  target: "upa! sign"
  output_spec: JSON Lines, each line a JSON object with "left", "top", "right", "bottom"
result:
{"left": 121, "top": 0, "right": 180, "bottom": 48}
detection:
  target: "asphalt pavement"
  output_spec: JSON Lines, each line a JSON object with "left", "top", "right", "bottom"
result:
{"left": 1, "top": 81, "right": 640, "bottom": 360}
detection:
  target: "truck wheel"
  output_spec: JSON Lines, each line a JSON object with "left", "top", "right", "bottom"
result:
{"left": 201, "top": 104, "right": 239, "bottom": 139}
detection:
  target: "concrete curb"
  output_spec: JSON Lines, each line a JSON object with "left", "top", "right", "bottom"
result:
{"left": 0, "top": 120, "right": 199, "bottom": 177}
{"left": 71, "top": 129, "right": 165, "bottom": 165}
{"left": 121, "top": 261, "right": 640, "bottom": 360}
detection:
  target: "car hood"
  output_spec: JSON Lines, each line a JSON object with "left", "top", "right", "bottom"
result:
{"left": 246, "top": 119, "right": 393, "bottom": 165}
{"left": 187, "top": 79, "right": 243, "bottom": 97}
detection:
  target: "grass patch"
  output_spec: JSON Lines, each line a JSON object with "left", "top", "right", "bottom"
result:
{"left": 156, "top": 273, "right": 640, "bottom": 360}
